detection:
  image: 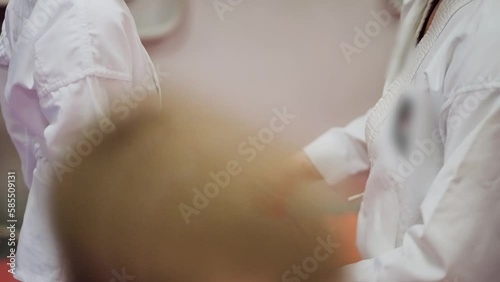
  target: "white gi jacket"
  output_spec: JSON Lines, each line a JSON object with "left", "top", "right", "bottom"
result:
{"left": 305, "top": 0, "right": 500, "bottom": 281}
{"left": 0, "top": 0, "right": 161, "bottom": 281}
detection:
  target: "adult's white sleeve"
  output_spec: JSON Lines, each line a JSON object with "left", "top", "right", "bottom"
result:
{"left": 304, "top": 115, "right": 370, "bottom": 186}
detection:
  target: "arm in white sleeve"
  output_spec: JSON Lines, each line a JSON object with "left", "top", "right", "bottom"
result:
{"left": 304, "top": 114, "right": 370, "bottom": 186}
{"left": 30, "top": 0, "right": 161, "bottom": 184}
{"left": 342, "top": 89, "right": 500, "bottom": 281}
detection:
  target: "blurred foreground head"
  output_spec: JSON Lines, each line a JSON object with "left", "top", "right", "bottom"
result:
{"left": 53, "top": 94, "right": 341, "bottom": 282}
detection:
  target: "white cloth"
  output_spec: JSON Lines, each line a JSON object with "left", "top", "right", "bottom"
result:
{"left": 305, "top": 0, "right": 500, "bottom": 281}
{"left": 0, "top": 0, "right": 161, "bottom": 281}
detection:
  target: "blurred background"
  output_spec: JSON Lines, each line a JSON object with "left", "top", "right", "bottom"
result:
{"left": 0, "top": 0, "right": 398, "bottom": 280}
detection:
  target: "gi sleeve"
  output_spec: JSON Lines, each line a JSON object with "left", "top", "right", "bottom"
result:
{"left": 304, "top": 114, "right": 370, "bottom": 186}
{"left": 30, "top": 0, "right": 162, "bottom": 183}
{"left": 341, "top": 88, "right": 500, "bottom": 281}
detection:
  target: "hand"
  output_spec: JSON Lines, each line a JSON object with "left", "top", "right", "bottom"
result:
{"left": 257, "top": 150, "right": 324, "bottom": 217}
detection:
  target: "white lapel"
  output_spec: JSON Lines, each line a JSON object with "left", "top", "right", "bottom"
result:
{"left": 365, "top": 0, "right": 474, "bottom": 157}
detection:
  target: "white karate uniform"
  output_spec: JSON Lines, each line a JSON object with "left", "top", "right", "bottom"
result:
{"left": 0, "top": 0, "right": 161, "bottom": 281}
{"left": 305, "top": 0, "right": 500, "bottom": 281}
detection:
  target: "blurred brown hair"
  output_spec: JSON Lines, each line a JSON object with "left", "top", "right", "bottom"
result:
{"left": 52, "top": 94, "right": 341, "bottom": 282}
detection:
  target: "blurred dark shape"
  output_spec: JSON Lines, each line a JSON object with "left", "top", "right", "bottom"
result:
{"left": 52, "top": 94, "right": 342, "bottom": 282}
{"left": 0, "top": 5, "right": 5, "bottom": 29}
